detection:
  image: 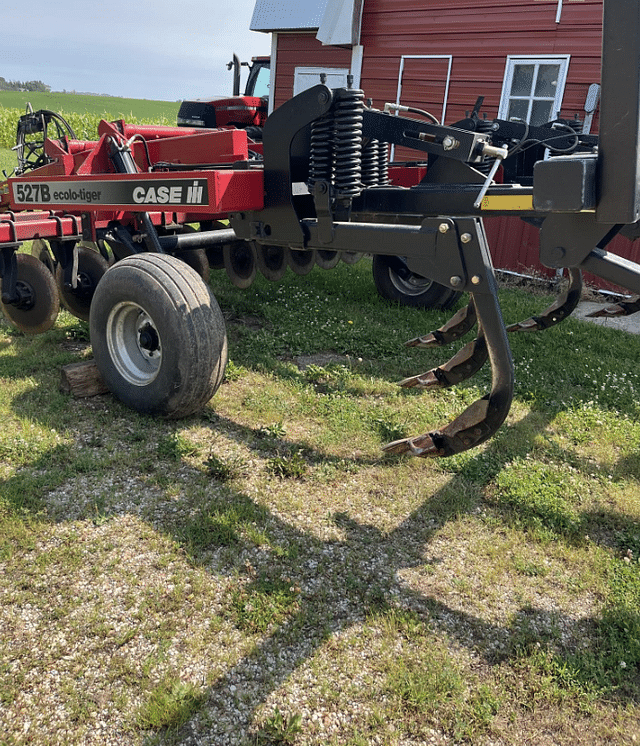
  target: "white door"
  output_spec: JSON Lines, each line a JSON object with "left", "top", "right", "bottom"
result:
{"left": 293, "top": 67, "right": 350, "bottom": 96}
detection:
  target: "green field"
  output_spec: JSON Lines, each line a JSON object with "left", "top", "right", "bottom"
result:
{"left": 0, "top": 147, "right": 15, "bottom": 175}
{"left": 0, "top": 91, "right": 181, "bottom": 154}
{"left": 0, "top": 90, "right": 179, "bottom": 120}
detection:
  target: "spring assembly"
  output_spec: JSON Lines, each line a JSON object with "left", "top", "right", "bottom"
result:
{"left": 308, "top": 114, "right": 334, "bottom": 189}
{"left": 378, "top": 141, "right": 390, "bottom": 185}
{"left": 361, "top": 138, "right": 380, "bottom": 187}
{"left": 332, "top": 87, "right": 365, "bottom": 197}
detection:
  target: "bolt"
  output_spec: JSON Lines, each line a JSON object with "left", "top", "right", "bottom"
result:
{"left": 460, "top": 232, "right": 473, "bottom": 244}
{"left": 439, "top": 223, "right": 450, "bottom": 234}
{"left": 450, "top": 275, "right": 463, "bottom": 287}
{"left": 442, "top": 135, "right": 459, "bottom": 151}
{"left": 471, "top": 275, "right": 482, "bottom": 285}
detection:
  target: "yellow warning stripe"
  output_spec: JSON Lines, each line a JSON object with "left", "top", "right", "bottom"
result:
{"left": 480, "top": 194, "right": 534, "bottom": 211}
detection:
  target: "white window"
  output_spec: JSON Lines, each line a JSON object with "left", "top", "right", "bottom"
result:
{"left": 293, "top": 67, "right": 350, "bottom": 96}
{"left": 498, "top": 56, "right": 570, "bottom": 125}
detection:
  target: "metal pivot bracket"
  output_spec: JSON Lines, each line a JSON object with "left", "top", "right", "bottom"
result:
{"left": 313, "top": 180, "right": 335, "bottom": 244}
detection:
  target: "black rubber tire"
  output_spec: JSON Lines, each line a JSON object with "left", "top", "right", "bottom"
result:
{"left": 287, "top": 248, "right": 316, "bottom": 276}
{"left": 372, "top": 254, "right": 462, "bottom": 310}
{"left": 55, "top": 245, "right": 109, "bottom": 322}
{"left": 89, "top": 254, "right": 228, "bottom": 419}
{"left": 1, "top": 253, "right": 60, "bottom": 334}
{"left": 256, "top": 244, "right": 287, "bottom": 282}
{"left": 224, "top": 242, "right": 257, "bottom": 289}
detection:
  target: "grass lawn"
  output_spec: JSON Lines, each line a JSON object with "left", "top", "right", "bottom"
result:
{"left": 0, "top": 258, "right": 639, "bottom": 745}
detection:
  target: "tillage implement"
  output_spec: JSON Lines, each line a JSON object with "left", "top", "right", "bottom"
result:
{"left": 1, "top": 0, "right": 640, "bottom": 457}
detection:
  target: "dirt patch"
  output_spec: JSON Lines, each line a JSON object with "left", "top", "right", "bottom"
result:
{"left": 291, "top": 352, "right": 352, "bottom": 370}
{"left": 226, "top": 314, "right": 267, "bottom": 330}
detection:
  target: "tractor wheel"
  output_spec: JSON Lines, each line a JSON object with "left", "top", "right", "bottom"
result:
{"left": 372, "top": 254, "right": 462, "bottom": 310}
{"left": 55, "top": 245, "right": 110, "bottom": 322}
{"left": 89, "top": 254, "right": 227, "bottom": 418}
{"left": 1, "top": 253, "right": 60, "bottom": 334}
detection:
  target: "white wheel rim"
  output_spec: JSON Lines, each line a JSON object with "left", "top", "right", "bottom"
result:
{"left": 106, "top": 301, "right": 162, "bottom": 385}
{"left": 388, "top": 267, "right": 433, "bottom": 297}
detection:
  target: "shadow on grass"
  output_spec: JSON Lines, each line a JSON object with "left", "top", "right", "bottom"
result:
{"left": 3, "top": 377, "right": 640, "bottom": 744}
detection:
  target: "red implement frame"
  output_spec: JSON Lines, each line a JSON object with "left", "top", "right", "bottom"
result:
{"left": 1, "top": 119, "right": 265, "bottom": 242}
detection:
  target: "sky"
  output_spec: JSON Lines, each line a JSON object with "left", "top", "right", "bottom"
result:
{"left": 0, "top": 0, "right": 273, "bottom": 101}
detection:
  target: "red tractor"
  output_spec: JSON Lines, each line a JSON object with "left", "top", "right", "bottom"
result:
{"left": 177, "top": 54, "right": 270, "bottom": 140}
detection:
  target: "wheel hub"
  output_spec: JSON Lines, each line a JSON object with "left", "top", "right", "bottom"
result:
{"left": 138, "top": 322, "right": 160, "bottom": 352}
{"left": 106, "top": 302, "right": 162, "bottom": 386}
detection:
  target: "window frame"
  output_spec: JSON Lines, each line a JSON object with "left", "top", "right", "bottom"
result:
{"left": 498, "top": 55, "right": 570, "bottom": 125}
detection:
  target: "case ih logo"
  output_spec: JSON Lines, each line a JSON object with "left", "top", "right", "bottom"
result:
{"left": 132, "top": 181, "right": 206, "bottom": 205}
{"left": 11, "top": 178, "right": 209, "bottom": 207}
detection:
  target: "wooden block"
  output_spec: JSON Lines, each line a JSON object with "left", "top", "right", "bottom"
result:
{"left": 60, "top": 360, "right": 110, "bottom": 398}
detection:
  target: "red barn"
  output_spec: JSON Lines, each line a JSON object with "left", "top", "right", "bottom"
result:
{"left": 250, "top": 0, "right": 638, "bottom": 292}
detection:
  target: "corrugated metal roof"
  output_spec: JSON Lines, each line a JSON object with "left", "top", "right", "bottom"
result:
{"left": 251, "top": 0, "right": 330, "bottom": 32}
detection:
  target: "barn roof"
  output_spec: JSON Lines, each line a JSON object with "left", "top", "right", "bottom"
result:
{"left": 250, "top": 0, "right": 330, "bottom": 32}
{"left": 251, "top": 0, "right": 362, "bottom": 45}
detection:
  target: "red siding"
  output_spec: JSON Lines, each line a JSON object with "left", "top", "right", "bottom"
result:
{"left": 273, "top": 34, "right": 352, "bottom": 108}
{"left": 360, "top": 0, "right": 603, "bottom": 123}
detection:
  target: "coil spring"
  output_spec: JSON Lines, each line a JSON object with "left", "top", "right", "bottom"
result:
{"left": 361, "top": 139, "right": 380, "bottom": 187}
{"left": 308, "top": 114, "right": 334, "bottom": 189}
{"left": 333, "top": 88, "right": 364, "bottom": 196}
{"left": 378, "top": 141, "right": 390, "bottom": 185}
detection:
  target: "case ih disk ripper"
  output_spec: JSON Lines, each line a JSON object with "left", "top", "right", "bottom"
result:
{"left": 2, "top": 0, "right": 640, "bottom": 458}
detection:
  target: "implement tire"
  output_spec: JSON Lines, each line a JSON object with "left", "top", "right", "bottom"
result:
{"left": 372, "top": 254, "right": 462, "bottom": 310}
{"left": 89, "top": 254, "right": 227, "bottom": 418}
